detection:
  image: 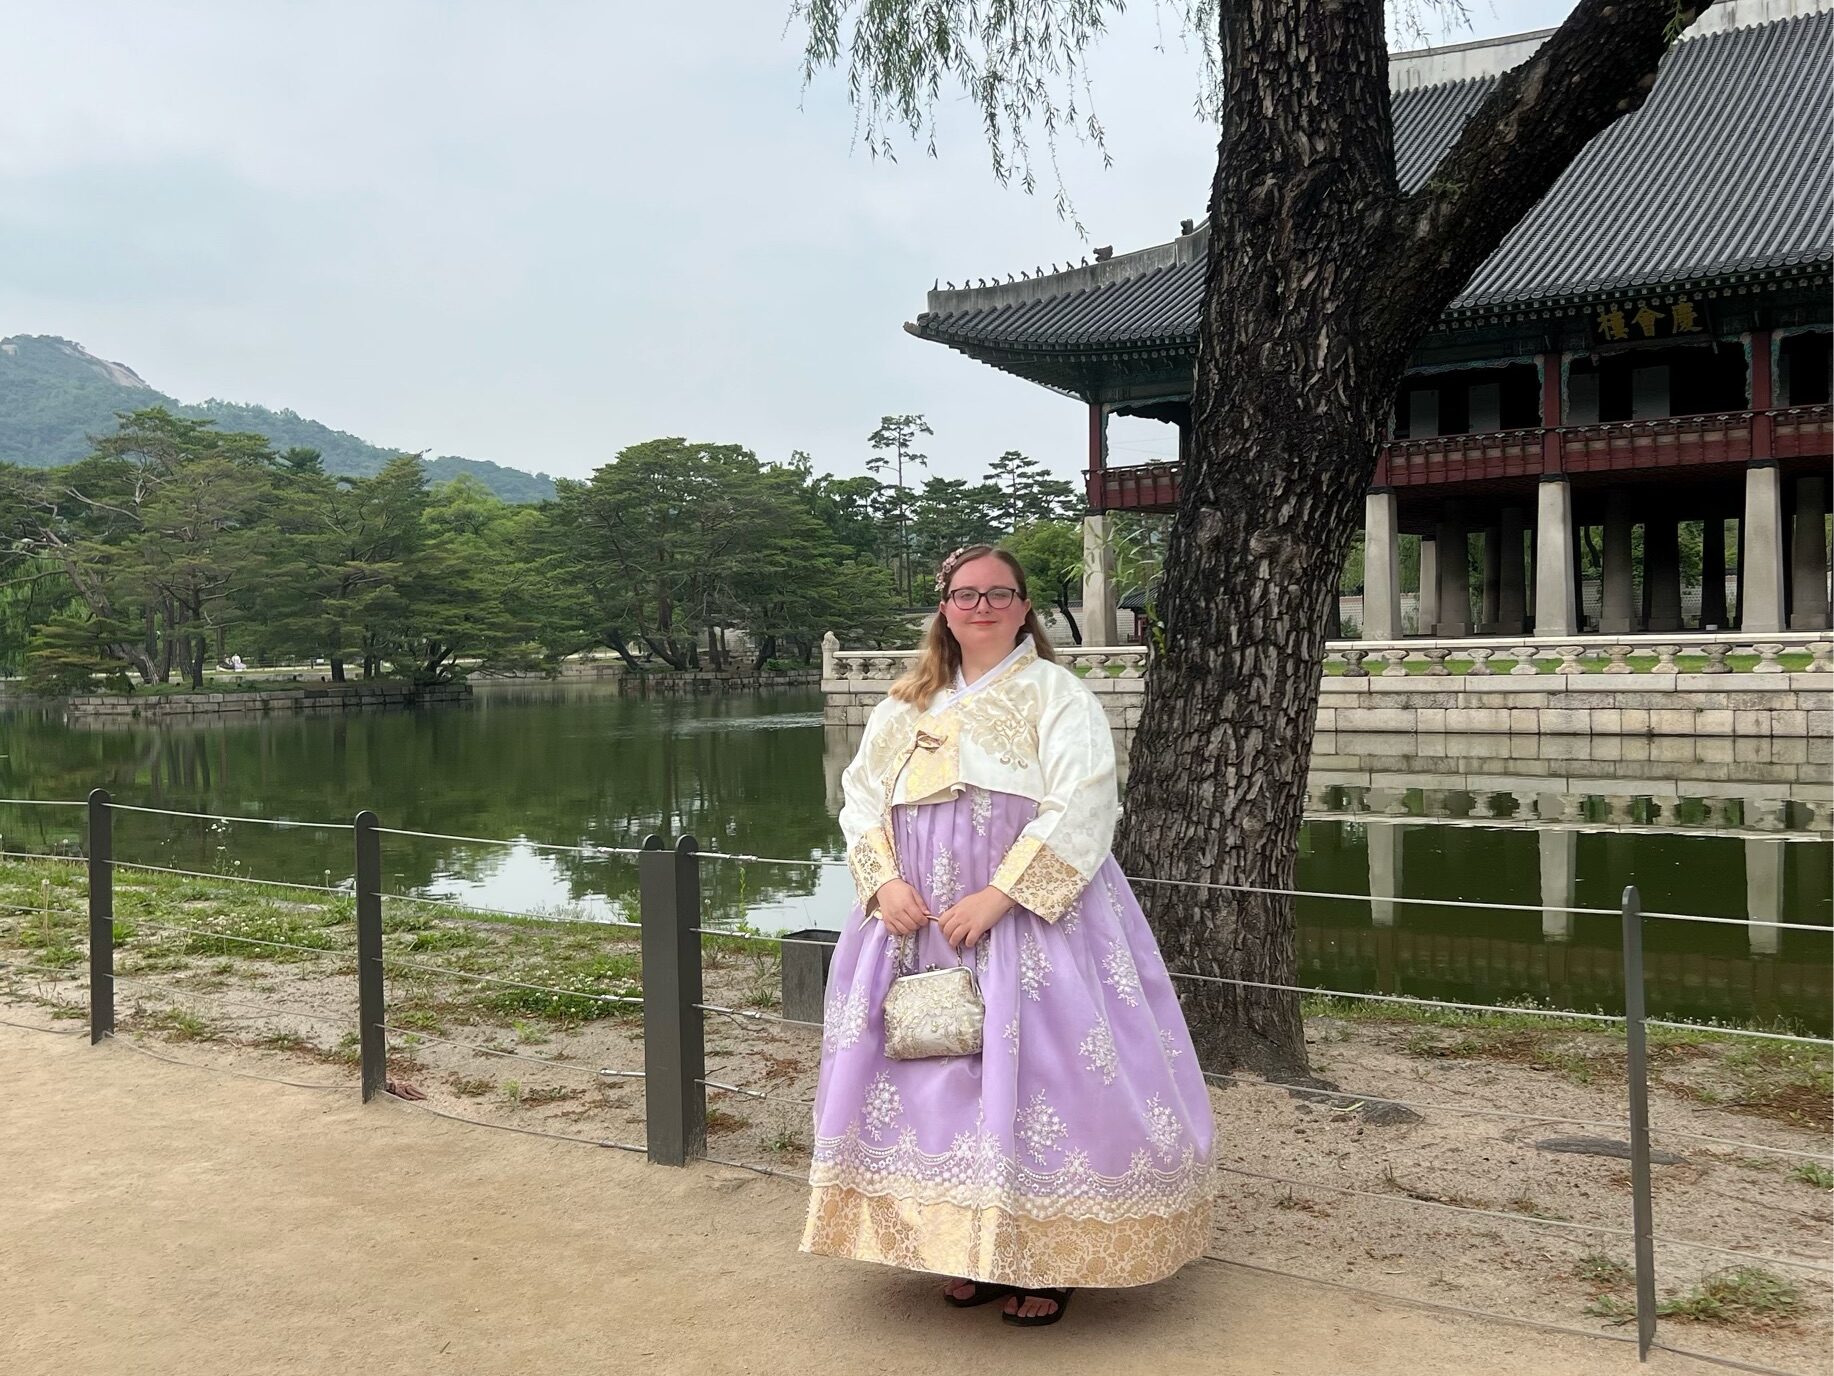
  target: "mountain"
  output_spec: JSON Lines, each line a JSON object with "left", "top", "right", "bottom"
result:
{"left": 0, "top": 335, "right": 558, "bottom": 503}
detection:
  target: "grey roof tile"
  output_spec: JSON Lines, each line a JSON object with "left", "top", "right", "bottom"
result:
{"left": 916, "top": 11, "right": 1832, "bottom": 355}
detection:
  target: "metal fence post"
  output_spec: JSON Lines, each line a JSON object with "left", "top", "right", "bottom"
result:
{"left": 1620, "top": 884, "right": 1658, "bottom": 1360}
{"left": 640, "top": 833, "right": 706, "bottom": 1166}
{"left": 354, "top": 810, "right": 386, "bottom": 1102}
{"left": 87, "top": 788, "right": 113, "bottom": 1045}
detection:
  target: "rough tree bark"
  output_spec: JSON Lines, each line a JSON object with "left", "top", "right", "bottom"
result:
{"left": 1115, "top": 0, "right": 1708, "bottom": 1076}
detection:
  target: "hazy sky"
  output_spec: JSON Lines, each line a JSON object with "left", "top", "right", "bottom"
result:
{"left": 0, "top": 1, "right": 1573, "bottom": 486}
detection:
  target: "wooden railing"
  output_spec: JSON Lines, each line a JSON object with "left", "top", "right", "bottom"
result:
{"left": 1089, "top": 405, "right": 1834, "bottom": 508}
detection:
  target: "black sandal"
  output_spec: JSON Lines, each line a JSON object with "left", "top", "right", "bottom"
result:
{"left": 943, "top": 1279, "right": 1016, "bottom": 1308}
{"left": 1000, "top": 1287, "right": 1074, "bottom": 1326}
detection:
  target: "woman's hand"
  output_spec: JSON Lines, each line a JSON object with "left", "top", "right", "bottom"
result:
{"left": 873, "top": 878, "right": 930, "bottom": 937}
{"left": 936, "top": 885, "right": 1013, "bottom": 952}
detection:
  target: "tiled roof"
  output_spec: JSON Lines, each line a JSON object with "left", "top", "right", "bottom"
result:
{"left": 913, "top": 10, "right": 1832, "bottom": 358}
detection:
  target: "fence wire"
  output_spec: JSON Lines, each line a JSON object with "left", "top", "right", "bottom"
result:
{"left": 106, "top": 802, "right": 354, "bottom": 830}
{"left": 381, "top": 1088, "right": 646, "bottom": 1154}
{"left": 379, "top": 891, "right": 642, "bottom": 931}
{"left": 380, "top": 955, "right": 643, "bottom": 1006}
{"left": 699, "top": 1076, "right": 816, "bottom": 1108}
{"left": 373, "top": 825, "right": 645, "bottom": 858}
{"left": 1216, "top": 1163, "right": 1634, "bottom": 1238}
{"left": 111, "top": 975, "right": 351, "bottom": 1029}
{"left": 126, "top": 916, "right": 350, "bottom": 960}
{"left": 381, "top": 1025, "right": 630, "bottom": 1081}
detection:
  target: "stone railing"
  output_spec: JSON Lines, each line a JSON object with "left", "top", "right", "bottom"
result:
{"left": 821, "top": 631, "right": 1834, "bottom": 738}
{"left": 1324, "top": 631, "right": 1834, "bottom": 677}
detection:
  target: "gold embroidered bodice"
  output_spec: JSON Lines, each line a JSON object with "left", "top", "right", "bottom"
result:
{"left": 837, "top": 642, "right": 1119, "bottom": 923}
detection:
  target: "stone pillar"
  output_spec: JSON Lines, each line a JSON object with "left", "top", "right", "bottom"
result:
{"left": 1789, "top": 474, "right": 1831, "bottom": 630}
{"left": 1533, "top": 479, "right": 1578, "bottom": 636}
{"left": 1434, "top": 504, "right": 1471, "bottom": 636}
{"left": 1744, "top": 838, "right": 1783, "bottom": 957}
{"left": 1741, "top": 463, "right": 1787, "bottom": 634}
{"left": 1418, "top": 537, "right": 1439, "bottom": 634}
{"left": 1480, "top": 523, "right": 1502, "bottom": 631}
{"left": 1643, "top": 510, "right": 1683, "bottom": 633}
{"left": 1700, "top": 516, "right": 1729, "bottom": 630}
{"left": 1497, "top": 506, "right": 1528, "bottom": 634}
{"left": 1362, "top": 490, "right": 1402, "bottom": 640}
{"left": 1599, "top": 488, "right": 1638, "bottom": 634}
{"left": 1539, "top": 828, "right": 1576, "bottom": 943}
{"left": 1367, "top": 819, "right": 1403, "bottom": 928}
{"left": 1081, "top": 513, "right": 1119, "bottom": 646}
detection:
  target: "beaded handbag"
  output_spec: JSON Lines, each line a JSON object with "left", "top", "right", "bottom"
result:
{"left": 873, "top": 932, "right": 985, "bottom": 1060}
{"left": 855, "top": 727, "right": 986, "bottom": 1060}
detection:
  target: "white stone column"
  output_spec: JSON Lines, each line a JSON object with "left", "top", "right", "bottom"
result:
{"left": 1539, "top": 828, "right": 1576, "bottom": 943}
{"left": 1533, "top": 478, "right": 1578, "bottom": 636}
{"left": 1741, "top": 464, "right": 1787, "bottom": 633}
{"left": 1081, "top": 512, "right": 1120, "bottom": 646}
{"left": 1362, "top": 490, "right": 1402, "bottom": 640}
{"left": 1789, "top": 474, "right": 1831, "bottom": 631}
{"left": 1417, "top": 538, "right": 1438, "bottom": 634}
{"left": 1367, "top": 819, "right": 1404, "bottom": 928}
{"left": 1599, "top": 488, "right": 1638, "bottom": 634}
{"left": 1744, "top": 838, "right": 1783, "bottom": 957}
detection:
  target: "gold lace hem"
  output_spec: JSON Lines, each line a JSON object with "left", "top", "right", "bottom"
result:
{"left": 799, "top": 1184, "right": 1213, "bottom": 1288}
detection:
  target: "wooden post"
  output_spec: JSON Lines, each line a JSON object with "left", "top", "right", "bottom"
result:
{"left": 354, "top": 811, "right": 386, "bottom": 1102}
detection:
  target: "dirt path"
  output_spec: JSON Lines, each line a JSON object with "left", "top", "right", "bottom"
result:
{"left": 1, "top": 1026, "right": 1745, "bottom": 1376}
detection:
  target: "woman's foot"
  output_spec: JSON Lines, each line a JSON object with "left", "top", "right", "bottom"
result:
{"left": 1001, "top": 1287, "right": 1073, "bottom": 1324}
{"left": 941, "top": 1277, "right": 1013, "bottom": 1307}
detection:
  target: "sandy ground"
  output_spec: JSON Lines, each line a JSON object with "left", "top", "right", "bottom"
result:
{"left": 0, "top": 1022, "right": 1779, "bottom": 1376}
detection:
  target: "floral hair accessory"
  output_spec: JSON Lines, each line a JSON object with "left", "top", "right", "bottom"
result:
{"left": 934, "top": 546, "right": 970, "bottom": 595}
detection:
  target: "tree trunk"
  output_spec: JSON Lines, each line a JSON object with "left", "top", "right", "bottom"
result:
{"left": 603, "top": 629, "right": 647, "bottom": 672}
{"left": 329, "top": 655, "right": 347, "bottom": 683}
{"left": 1054, "top": 585, "right": 1082, "bottom": 644}
{"left": 1115, "top": 0, "right": 1697, "bottom": 1076}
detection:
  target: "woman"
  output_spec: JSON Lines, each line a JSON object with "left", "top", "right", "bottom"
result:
{"left": 800, "top": 545, "right": 1216, "bottom": 1326}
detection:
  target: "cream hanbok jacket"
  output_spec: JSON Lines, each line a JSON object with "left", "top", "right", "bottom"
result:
{"left": 837, "top": 638, "right": 1119, "bottom": 923}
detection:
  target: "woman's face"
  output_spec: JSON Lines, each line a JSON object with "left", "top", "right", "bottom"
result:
{"left": 941, "top": 554, "right": 1030, "bottom": 656}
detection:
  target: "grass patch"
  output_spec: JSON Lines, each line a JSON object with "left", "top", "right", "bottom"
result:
{"left": 132, "top": 1006, "right": 217, "bottom": 1041}
{"left": 402, "top": 927, "right": 489, "bottom": 953}
{"left": 1583, "top": 1265, "right": 1805, "bottom": 1330}
{"left": 1789, "top": 1163, "right": 1833, "bottom": 1190}
{"left": 761, "top": 1127, "right": 804, "bottom": 1154}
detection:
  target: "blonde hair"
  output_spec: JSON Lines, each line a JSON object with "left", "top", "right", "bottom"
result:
{"left": 889, "top": 545, "right": 1057, "bottom": 705}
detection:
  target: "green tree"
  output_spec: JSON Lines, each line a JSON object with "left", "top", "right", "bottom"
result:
{"left": 985, "top": 450, "right": 1079, "bottom": 530}
{"left": 798, "top": 0, "right": 1713, "bottom": 1074}
{"left": 866, "top": 414, "right": 932, "bottom": 602}
{"left": 1005, "top": 521, "right": 1083, "bottom": 642}
{"left": 908, "top": 475, "right": 1002, "bottom": 573}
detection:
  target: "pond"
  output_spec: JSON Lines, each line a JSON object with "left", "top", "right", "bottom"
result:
{"left": 1, "top": 682, "right": 1827, "bottom": 1032}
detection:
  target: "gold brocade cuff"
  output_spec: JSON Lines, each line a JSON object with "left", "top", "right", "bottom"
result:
{"left": 848, "top": 824, "right": 898, "bottom": 911}
{"left": 990, "top": 836, "right": 1088, "bottom": 923}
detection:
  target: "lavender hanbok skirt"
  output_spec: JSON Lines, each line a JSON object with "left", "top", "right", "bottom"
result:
{"left": 800, "top": 787, "right": 1216, "bottom": 1289}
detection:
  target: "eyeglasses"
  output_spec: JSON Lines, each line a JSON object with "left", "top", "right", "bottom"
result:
{"left": 946, "top": 586, "right": 1020, "bottom": 611}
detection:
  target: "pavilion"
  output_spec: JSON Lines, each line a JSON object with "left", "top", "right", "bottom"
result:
{"left": 906, "top": 0, "right": 1833, "bottom": 645}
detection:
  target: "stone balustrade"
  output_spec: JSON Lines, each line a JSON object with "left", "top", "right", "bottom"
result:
{"left": 820, "top": 631, "right": 1834, "bottom": 739}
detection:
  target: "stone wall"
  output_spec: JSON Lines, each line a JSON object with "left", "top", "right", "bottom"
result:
{"left": 823, "top": 665, "right": 1832, "bottom": 740}
{"left": 63, "top": 682, "right": 472, "bottom": 719}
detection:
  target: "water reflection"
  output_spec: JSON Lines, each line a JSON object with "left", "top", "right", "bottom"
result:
{"left": 1, "top": 692, "right": 1827, "bottom": 1031}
